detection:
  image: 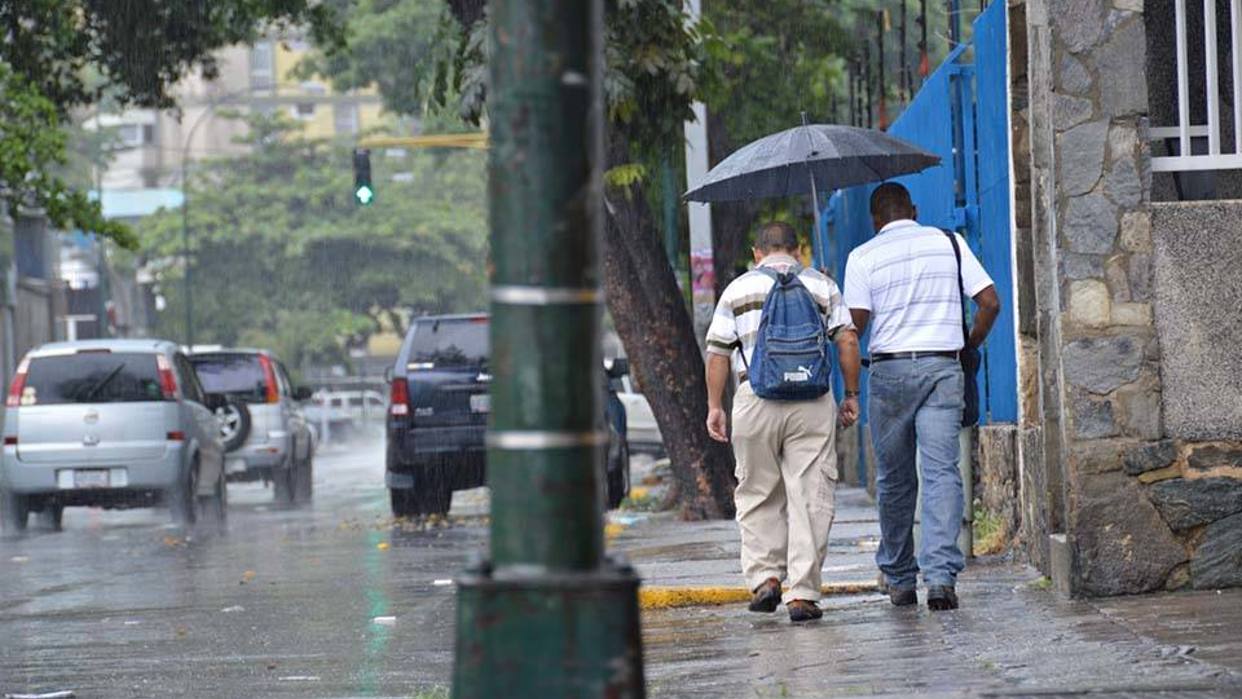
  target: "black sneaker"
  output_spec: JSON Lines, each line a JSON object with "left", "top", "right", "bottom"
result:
{"left": 927, "top": 585, "right": 959, "bottom": 611}
{"left": 889, "top": 586, "right": 917, "bottom": 607}
{"left": 748, "top": 577, "right": 782, "bottom": 613}
{"left": 788, "top": 599, "right": 823, "bottom": 622}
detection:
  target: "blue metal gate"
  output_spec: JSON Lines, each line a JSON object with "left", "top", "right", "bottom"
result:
{"left": 816, "top": 1, "right": 1017, "bottom": 454}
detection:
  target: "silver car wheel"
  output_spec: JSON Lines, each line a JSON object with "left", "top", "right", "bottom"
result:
{"left": 216, "top": 404, "right": 243, "bottom": 441}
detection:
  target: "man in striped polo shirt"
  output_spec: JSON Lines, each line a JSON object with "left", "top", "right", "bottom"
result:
{"left": 704, "top": 221, "right": 862, "bottom": 623}
{"left": 844, "top": 183, "right": 1000, "bottom": 611}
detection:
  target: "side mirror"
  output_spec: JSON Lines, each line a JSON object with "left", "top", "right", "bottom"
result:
{"left": 605, "top": 356, "right": 630, "bottom": 379}
{"left": 293, "top": 386, "right": 314, "bottom": 402}
{"left": 203, "top": 392, "right": 228, "bottom": 412}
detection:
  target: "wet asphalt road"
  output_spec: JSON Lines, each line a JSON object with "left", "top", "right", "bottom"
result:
{"left": 0, "top": 437, "right": 479, "bottom": 698}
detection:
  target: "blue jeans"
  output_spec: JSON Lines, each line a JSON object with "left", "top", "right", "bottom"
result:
{"left": 868, "top": 356, "right": 965, "bottom": 589}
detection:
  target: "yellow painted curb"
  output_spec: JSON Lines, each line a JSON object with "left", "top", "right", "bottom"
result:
{"left": 638, "top": 581, "right": 881, "bottom": 610}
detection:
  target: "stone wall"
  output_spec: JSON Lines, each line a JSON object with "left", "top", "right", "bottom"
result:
{"left": 972, "top": 1, "right": 1037, "bottom": 563}
{"left": 1018, "top": 0, "right": 1242, "bottom": 595}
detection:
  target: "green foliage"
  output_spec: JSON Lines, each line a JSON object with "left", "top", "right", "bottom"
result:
{"left": 972, "top": 501, "right": 1008, "bottom": 556}
{"left": 701, "top": 1, "right": 853, "bottom": 146}
{"left": 0, "top": 64, "right": 135, "bottom": 247}
{"left": 311, "top": 0, "right": 704, "bottom": 159}
{"left": 604, "top": 0, "right": 704, "bottom": 156}
{"left": 1, "top": 0, "right": 343, "bottom": 112}
{"left": 0, "top": 0, "right": 344, "bottom": 248}
{"left": 136, "top": 113, "right": 488, "bottom": 369}
{"left": 296, "top": 0, "right": 459, "bottom": 118}
{"left": 604, "top": 163, "right": 648, "bottom": 191}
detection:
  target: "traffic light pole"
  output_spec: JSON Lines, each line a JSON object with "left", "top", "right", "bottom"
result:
{"left": 451, "top": 0, "right": 645, "bottom": 696}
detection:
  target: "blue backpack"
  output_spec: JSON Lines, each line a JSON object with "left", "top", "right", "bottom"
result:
{"left": 744, "top": 266, "right": 832, "bottom": 401}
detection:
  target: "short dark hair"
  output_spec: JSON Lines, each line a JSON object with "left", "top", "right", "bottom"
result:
{"left": 755, "top": 221, "right": 799, "bottom": 252}
{"left": 870, "top": 182, "right": 915, "bottom": 222}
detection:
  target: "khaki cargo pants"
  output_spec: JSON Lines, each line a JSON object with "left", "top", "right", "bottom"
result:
{"left": 732, "top": 381, "right": 838, "bottom": 603}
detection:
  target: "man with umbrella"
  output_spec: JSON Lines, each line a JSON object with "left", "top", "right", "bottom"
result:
{"left": 704, "top": 220, "right": 862, "bottom": 623}
{"left": 844, "top": 182, "right": 1000, "bottom": 611}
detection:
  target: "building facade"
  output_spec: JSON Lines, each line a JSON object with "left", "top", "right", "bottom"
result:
{"left": 1007, "top": 0, "right": 1242, "bottom": 595}
{"left": 94, "top": 36, "right": 386, "bottom": 192}
{"left": 821, "top": 0, "right": 1242, "bottom": 596}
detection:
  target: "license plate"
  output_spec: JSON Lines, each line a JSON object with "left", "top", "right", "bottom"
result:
{"left": 74, "top": 469, "right": 110, "bottom": 489}
{"left": 226, "top": 458, "right": 247, "bottom": 474}
{"left": 470, "top": 394, "right": 491, "bottom": 414}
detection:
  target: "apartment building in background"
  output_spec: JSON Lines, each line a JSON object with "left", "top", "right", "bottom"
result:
{"left": 70, "top": 35, "right": 388, "bottom": 339}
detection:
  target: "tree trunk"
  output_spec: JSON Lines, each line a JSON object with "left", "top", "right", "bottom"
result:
{"left": 707, "top": 108, "right": 761, "bottom": 299}
{"left": 603, "top": 138, "right": 736, "bottom": 520}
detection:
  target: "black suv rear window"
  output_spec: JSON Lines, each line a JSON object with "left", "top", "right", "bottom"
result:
{"left": 409, "top": 318, "right": 489, "bottom": 368}
{"left": 190, "top": 354, "right": 268, "bottom": 400}
{"left": 24, "top": 352, "right": 164, "bottom": 404}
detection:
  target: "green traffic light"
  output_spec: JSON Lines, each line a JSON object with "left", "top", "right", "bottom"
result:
{"left": 355, "top": 185, "right": 374, "bottom": 205}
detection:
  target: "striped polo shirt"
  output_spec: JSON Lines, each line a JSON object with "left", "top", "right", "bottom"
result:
{"left": 705, "top": 254, "right": 853, "bottom": 379}
{"left": 843, "top": 219, "right": 994, "bottom": 354}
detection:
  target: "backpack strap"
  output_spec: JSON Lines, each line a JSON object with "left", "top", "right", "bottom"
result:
{"left": 755, "top": 262, "right": 803, "bottom": 282}
{"left": 739, "top": 264, "right": 807, "bottom": 375}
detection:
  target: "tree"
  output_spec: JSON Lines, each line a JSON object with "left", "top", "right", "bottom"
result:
{"left": 135, "top": 113, "right": 488, "bottom": 369}
{"left": 0, "top": 0, "right": 343, "bottom": 248}
{"left": 306, "top": 0, "right": 935, "bottom": 518}
{"left": 308, "top": 0, "right": 738, "bottom": 517}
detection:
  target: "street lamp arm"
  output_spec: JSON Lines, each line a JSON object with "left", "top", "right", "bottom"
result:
{"left": 179, "top": 85, "right": 250, "bottom": 347}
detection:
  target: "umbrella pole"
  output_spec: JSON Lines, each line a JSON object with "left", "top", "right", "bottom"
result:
{"left": 809, "top": 175, "right": 823, "bottom": 265}
{"left": 800, "top": 111, "right": 825, "bottom": 264}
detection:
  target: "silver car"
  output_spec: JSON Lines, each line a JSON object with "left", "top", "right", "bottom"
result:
{"left": 187, "top": 348, "right": 314, "bottom": 504}
{"left": 0, "top": 340, "right": 227, "bottom": 532}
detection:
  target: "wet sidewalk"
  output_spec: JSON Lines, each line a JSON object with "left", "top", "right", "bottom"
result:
{"left": 611, "top": 485, "right": 1242, "bottom": 698}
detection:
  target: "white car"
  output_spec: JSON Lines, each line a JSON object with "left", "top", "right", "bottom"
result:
{"left": 305, "top": 390, "right": 387, "bottom": 424}
{"left": 606, "top": 358, "right": 663, "bottom": 455}
{"left": 187, "top": 349, "right": 315, "bottom": 505}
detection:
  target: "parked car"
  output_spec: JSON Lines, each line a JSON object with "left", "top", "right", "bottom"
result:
{"left": 187, "top": 348, "right": 315, "bottom": 504}
{"left": 605, "top": 357, "right": 664, "bottom": 455}
{"left": 385, "top": 313, "right": 630, "bottom": 517}
{"left": 0, "top": 339, "right": 227, "bottom": 531}
{"left": 302, "top": 389, "right": 387, "bottom": 437}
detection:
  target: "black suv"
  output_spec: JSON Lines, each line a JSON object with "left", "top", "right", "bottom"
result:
{"left": 386, "top": 313, "right": 630, "bottom": 516}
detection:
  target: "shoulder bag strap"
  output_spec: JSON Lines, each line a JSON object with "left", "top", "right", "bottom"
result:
{"left": 942, "top": 231, "right": 970, "bottom": 344}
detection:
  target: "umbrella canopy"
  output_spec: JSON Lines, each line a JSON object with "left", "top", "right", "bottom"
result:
{"left": 685, "top": 123, "right": 940, "bottom": 203}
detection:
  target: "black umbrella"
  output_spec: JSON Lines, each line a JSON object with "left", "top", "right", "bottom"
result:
{"left": 686, "top": 121, "right": 939, "bottom": 202}
{"left": 685, "top": 117, "right": 940, "bottom": 234}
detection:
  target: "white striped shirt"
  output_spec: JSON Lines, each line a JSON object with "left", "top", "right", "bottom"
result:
{"left": 705, "top": 254, "right": 853, "bottom": 378}
{"left": 843, "top": 219, "right": 994, "bottom": 354}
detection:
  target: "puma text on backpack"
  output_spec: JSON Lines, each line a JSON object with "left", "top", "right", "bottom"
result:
{"left": 744, "top": 267, "right": 832, "bottom": 401}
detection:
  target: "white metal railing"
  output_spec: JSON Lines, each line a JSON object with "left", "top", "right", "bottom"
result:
{"left": 1150, "top": 0, "right": 1242, "bottom": 172}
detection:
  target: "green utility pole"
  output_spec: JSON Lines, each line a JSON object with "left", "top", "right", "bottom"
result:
{"left": 451, "top": 0, "right": 645, "bottom": 697}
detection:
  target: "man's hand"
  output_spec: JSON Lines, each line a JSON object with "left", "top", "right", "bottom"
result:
{"left": 705, "top": 353, "right": 732, "bottom": 443}
{"left": 706, "top": 407, "right": 729, "bottom": 442}
{"left": 839, "top": 396, "right": 860, "bottom": 428}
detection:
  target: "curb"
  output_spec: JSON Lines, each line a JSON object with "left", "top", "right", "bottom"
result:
{"left": 638, "top": 581, "right": 881, "bottom": 610}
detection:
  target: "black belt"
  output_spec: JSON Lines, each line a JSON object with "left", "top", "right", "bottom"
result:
{"left": 869, "top": 350, "right": 960, "bottom": 364}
